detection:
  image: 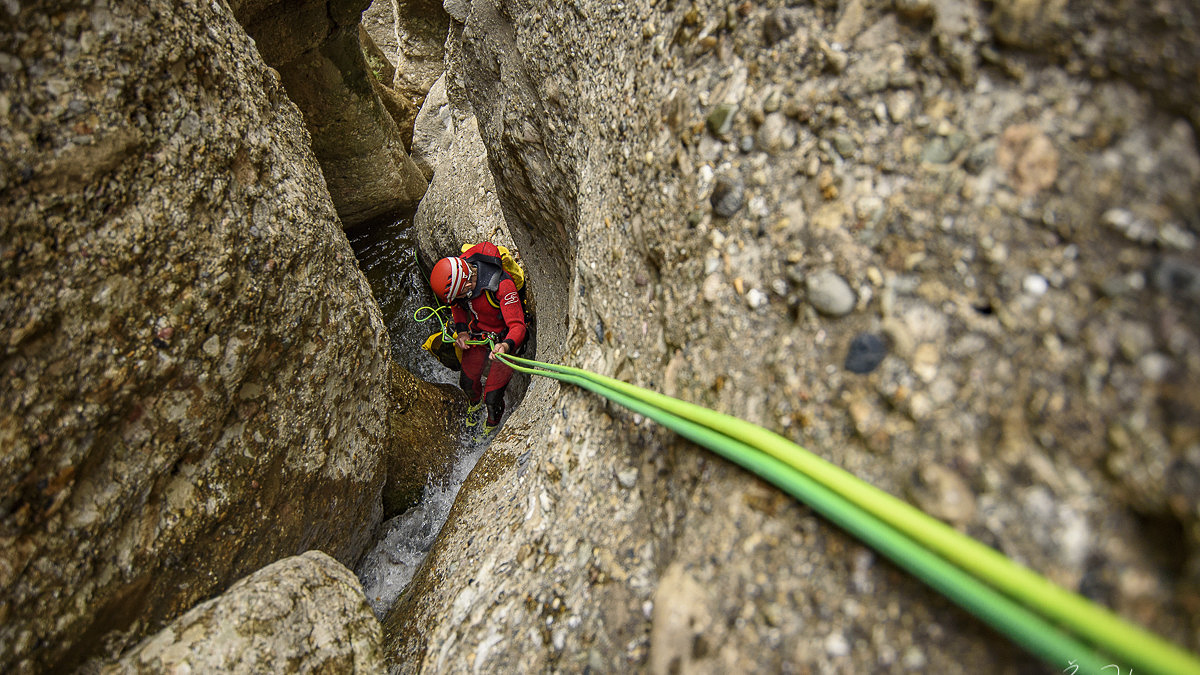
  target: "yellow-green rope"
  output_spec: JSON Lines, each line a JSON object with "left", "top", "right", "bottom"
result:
{"left": 498, "top": 352, "right": 1200, "bottom": 675}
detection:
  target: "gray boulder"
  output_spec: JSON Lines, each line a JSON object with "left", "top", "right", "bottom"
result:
{"left": 107, "top": 551, "right": 383, "bottom": 673}
{"left": 390, "top": 0, "right": 453, "bottom": 113}
{"left": 413, "top": 106, "right": 509, "bottom": 260}
{"left": 410, "top": 74, "right": 453, "bottom": 180}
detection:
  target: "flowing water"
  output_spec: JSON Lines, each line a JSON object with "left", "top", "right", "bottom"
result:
{"left": 354, "top": 435, "right": 491, "bottom": 616}
{"left": 346, "top": 215, "right": 486, "bottom": 617}
{"left": 346, "top": 215, "right": 457, "bottom": 386}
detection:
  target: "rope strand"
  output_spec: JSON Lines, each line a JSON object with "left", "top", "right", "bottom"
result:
{"left": 497, "top": 352, "right": 1200, "bottom": 675}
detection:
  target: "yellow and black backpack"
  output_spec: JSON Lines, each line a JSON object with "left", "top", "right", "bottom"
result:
{"left": 462, "top": 243, "right": 530, "bottom": 315}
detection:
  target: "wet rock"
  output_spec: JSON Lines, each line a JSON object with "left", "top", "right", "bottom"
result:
{"left": 710, "top": 174, "right": 745, "bottom": 218}
{"left": 806, "top": 270, "right": 857, "bottom": 316}
{"left": 845, "top": 333, "right": 888, "bottom": 374}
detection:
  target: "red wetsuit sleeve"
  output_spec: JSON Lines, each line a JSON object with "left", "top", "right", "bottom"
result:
{"left": 496, "top": 277, "right": 526, "bottom": 349}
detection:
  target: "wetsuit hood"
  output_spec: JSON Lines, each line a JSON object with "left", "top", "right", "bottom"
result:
{"left": 468, "top": 259, "right": 504, "bottom": 298}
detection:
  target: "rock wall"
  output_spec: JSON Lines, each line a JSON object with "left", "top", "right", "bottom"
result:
{"left": 387, "top": 0, "right": 1200, "bottom": 672}
{"left": 391, "top": 0, "right": 451, "bottom": 113}
{"left": 360, "top": 0, "right": 452, "bottom": 152}
{"left": 0, "top": 0, "right": 450, "bottom": 670}
{"left": 231, "top": 0, "right": 428, "bottom": 227}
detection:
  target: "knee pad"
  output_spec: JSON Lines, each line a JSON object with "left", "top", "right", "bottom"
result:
{"left": 484, "top": 388, "right": 506, "bottom": 425}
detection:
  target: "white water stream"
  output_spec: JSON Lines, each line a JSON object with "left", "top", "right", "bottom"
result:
{"left": 355, "top": 432, "right": 490, "bottom": 617}
{"left": 347, "top": 217, "right": 490, "bottom": 618}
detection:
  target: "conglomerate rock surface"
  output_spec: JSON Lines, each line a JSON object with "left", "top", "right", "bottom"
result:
{"left": 107, "top": 551, "right": 383, "bottom": 674}
{"left": 230, "top": 0, "right": 428, "bottom": 227}
{"left": 387, "top": 0, "right": 1200, "bottom": 672}
{"left": 0, "top": 0, "right": 452, "bottom": 670}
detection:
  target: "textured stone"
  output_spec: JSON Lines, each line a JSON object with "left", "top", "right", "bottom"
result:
{"left": 232, "top": 0, "right": 428, "bottom": 226}
{"left": 383, "top": 1, "right": 1200, "bottom": 673}
{"left": 806, "top": 269, "right": 857, "bottom": 317}
{"left": 411, "top": 74, "right": 454, "bottom": 180}
{"left": 710, "top": 174, "right": 746, "bottom": 217}
{"left": 996, "top": 123, "right": 1059, "bottom": 196}
{"left": 107, "top": 552, "right": 383, "bottom": 673}
{"left": 0, "top": 0, "right": 454, "bottom": 670}
{"left": 845, "top": 333, "right": 888, "bottom": 374}
{"left": 390, "top": 0, "right": 453, "bottom": 109}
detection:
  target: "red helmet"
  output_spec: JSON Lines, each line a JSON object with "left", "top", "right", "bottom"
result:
{"left": 430, "top": 256, "right": 471, "bottom": 303}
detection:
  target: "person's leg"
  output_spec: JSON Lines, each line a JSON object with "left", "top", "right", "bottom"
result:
{"left": 482, "top": 360, "right": 513, "bottom": 427}
{"left": 459, "top": 346, "right": 487, "bottom": 405}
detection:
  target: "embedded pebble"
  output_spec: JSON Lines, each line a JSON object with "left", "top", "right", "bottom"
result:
{"left": 746, "top": 288, "right": 768, "bottom": 309}
{"left": 707, "top": 103, "right": 738, "bottom": 137}
{"left": 757, "top": 112, "right": 795, "bottom": 154}
{"left": 1022, "top": 274, "right": 1048, "bottom": 296}
{"left": 825, "top": 632, "right": 850, "bottom": 658}
{"left": 806, "top": 270, "right": 856, "bottom": 316}
{"left": 844, "top": 333, "right": 887, "bottom": 374}
{"left": 1150, "top": 257, "right": 1200, "bottom": 301}
{"left": 710, "top": 174, "right": 745, "bottom": 217}
{"left": 907, "top": 463, "right": 977, "bottom": 526}
{"left": 763, "top": 9, "right": 799, "bottom": 45}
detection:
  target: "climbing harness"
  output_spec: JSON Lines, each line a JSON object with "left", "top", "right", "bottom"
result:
{"left": 413, "top": 304, "right": 500, "bottom": 353}
{"left": 492, "top": 352, "right": 1200, "bottom": 675}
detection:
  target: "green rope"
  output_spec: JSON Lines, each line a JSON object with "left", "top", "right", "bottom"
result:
{"left": 413, "top": 305, "right": 455, "bottom": 342}
{"left": 413, "top": 305, "right": 495, "bottom": 347}
{"left": 497, "top": 352, "right": 1200, "bottom": 675}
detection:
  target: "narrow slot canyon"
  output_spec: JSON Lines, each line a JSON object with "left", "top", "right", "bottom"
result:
{"left": 3, "top": 0, "right": 1200, "bottom": 672}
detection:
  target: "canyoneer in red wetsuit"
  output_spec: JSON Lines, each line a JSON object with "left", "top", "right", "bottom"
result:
{"left": 429, "top": 242, "right": 528, "bottom": 432}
